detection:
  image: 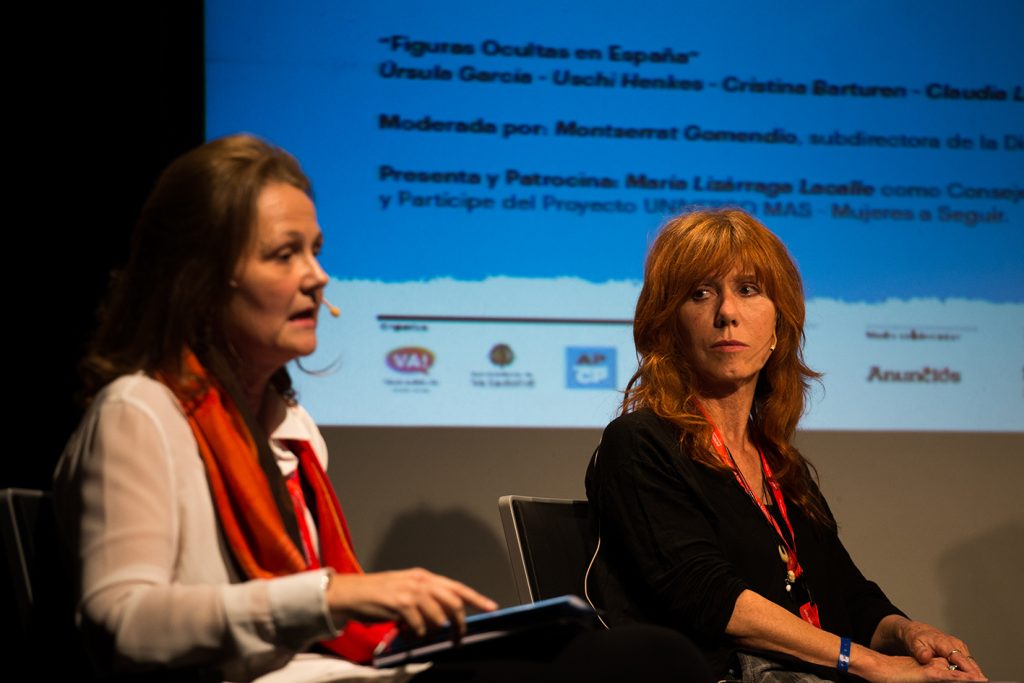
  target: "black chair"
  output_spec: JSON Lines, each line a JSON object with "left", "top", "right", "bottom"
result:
{"left": 2, "top": 488, "right": 219, "bottom": 681}
{"left": 497, "top": 495, "right": 594, "bottom": 604}
{"left": 1, "top": 487, "right": 87, "bottom": 674}
{"left": 1, "top": 488, "right": 48, "bottom": 633}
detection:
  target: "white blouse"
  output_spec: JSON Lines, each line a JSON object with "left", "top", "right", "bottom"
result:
{"left": 54, "top": 374, "right": 420, "bottom": 683}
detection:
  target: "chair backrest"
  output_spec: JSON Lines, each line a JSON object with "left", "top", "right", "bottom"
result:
{"left": 1, "top": 487, "right": 49, "bottom": 632}
{"left": 2, "top": 488, "right": 220, "bottom": 681}
{"left": 2, "top": 487, "right": 89, "bottom": 676}
{"left": 498, "top": 495, "right": 594, "bottom": 604}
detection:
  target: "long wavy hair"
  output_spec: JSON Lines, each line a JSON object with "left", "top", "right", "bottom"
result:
{"left": 81, "top": 134, "right": 312, "bottom": 400}
{"left": 623, "top": 208, "right": 828, "bottom": 524}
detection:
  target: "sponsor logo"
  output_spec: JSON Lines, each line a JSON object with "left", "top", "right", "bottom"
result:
{"left": 471, "top": 371, "right": 535, "bottom": 388}
{"left": 865, "top": 326, "right": 966, "bottom": 342}
{"left": 472, "top": 343, "right": 534, "bottom": 388}
{"left": 386, "top": 346, "right": 435, "bottom": 374}
{"left": 866, "top": 366, "right": 961, "bottom": 383}
{"left": 489, "top": 343, "right": 515, "bottom": 367}
{"left": 566, "top": 347, "right": 616, "bottom": 389}
{"left": 380, "top": 322, "right": 429, "bottom": 332}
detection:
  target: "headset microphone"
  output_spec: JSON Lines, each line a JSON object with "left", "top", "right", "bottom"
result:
{"left": 322, "top": 297, "right": 341, "bottom": 318}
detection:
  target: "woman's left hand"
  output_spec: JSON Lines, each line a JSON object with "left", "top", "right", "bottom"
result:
{"left": 897, "top": 619, "right": 984, "bottom": 679}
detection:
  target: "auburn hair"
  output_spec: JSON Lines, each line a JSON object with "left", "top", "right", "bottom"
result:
{"left": 622, "top": 208, "right": 829, "bottom": 525}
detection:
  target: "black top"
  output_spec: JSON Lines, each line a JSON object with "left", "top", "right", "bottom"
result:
{"left": 585, "top": 409, "right": 904, "bottom": 676}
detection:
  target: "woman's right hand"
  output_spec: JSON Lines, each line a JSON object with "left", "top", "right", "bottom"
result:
{"left": 726, "top": 592, "right": 987, "bottom": 683}
{"left": 325, "top": 568, "right": 498, "bottom": 637}
{"left": 857, "top": 649, "right": 987, "bottom": 682}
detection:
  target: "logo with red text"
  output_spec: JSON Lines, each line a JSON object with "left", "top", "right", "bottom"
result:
{"left": 386, "top": 347, "right": 435, "bottom": 374}
{"left": 866, "top": 366, "right": 961, "bottom": 383}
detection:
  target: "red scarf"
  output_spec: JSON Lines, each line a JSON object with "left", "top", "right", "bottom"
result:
{"left": 162, "top": 352, "right": 393, "bottom": 663}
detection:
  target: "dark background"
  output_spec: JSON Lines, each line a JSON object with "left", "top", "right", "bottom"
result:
{"left": 8, "top": 2, "right": 203, "bottom": 489}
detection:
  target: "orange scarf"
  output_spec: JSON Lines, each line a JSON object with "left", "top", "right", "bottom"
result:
{"left": 163, "top": 351, "right": 392, "bottom": 663}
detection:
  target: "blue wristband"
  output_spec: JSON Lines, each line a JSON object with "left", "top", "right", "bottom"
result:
{"left": 837, "top": 636, "right": 852, "bottom": 672}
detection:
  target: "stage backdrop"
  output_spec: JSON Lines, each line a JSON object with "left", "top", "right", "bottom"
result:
{"left": 205, "top": 5, "right": 1024, "bottom": 677}
{"left": 207, "top": 0, "right": 1023, "bottom": 432}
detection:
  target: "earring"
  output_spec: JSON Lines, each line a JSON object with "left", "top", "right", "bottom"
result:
{"left": 769, "top": 332, "right": 777, "bottom": 352}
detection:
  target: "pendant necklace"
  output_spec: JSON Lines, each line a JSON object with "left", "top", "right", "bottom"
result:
{"left": 725, "top": 446, "right": 797, "bottom": 592}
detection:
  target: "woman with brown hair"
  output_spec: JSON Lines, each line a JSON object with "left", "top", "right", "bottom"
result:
{"left": 55, "top": 134, "right": 713, "bottom": 683}
{"left": 584, "top": 209, "right": 986, "bottom": 682}
{"left": 54, "top": 134, "right": 497, "bottom": 682}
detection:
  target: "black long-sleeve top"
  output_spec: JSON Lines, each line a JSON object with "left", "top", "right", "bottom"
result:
{"left": 585, "top": 409, "right": 904, "bottom": 676}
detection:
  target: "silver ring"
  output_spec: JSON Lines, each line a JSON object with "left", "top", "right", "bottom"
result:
{"left": 947, "top": 664, "right": 959, "bottom": 671}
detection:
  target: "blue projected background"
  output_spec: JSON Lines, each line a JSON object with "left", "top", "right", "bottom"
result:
{"left": 207, "top": 1, "right": 1023, "bottom": 431}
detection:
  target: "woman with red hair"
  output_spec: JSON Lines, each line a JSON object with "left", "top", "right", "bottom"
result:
{"left": 585, "top": 209, "right": 985, "bottom": 682}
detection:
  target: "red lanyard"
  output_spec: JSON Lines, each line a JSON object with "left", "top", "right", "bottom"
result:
{"left": 695, "top": 403, "right": 820, "bottom": 628}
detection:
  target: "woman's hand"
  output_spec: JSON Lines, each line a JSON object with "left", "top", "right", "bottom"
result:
{"left": 325, "top": 568, "right": 498, "bottom": 637}
{"left": 900, "top": 619, "right": 984, "bottom": 679}
{"left": 871, "top": 615, "right": 985, "bottom": 680}
{"left": 726, "top": 592, "right": 987, "bottom": 682}
{"left": 859, "top": 653, "right": 987, "bottom": 682}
